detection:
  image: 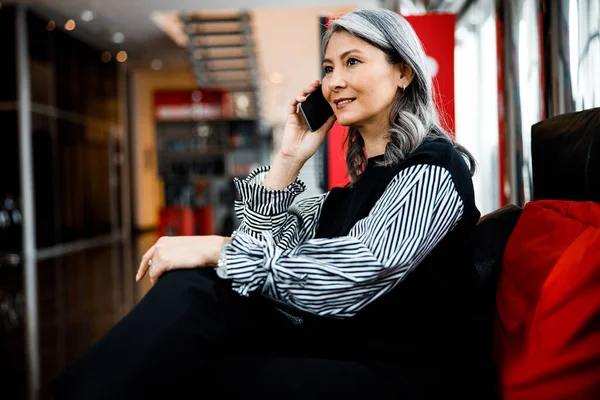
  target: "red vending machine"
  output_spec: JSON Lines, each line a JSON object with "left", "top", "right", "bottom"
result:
{"left": 154, "top": 89, "right": 226, "bottom": 236}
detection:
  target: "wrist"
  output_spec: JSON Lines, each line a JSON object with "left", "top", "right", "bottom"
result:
{"left": 263, "top": 153, "right": 304, "bottom": 191}
{"left": 209, "top": 235, "right": 226, "bottom": 265}
{"left": 215, "top": 234, "right": 233, "bottom": 279}
{"left": 274, "top": 152, "right": 306, "bottom": 170}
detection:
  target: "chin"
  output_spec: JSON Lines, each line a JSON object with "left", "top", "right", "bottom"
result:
{"left": 335, "top": 114, "right": 359, "bottom": 127}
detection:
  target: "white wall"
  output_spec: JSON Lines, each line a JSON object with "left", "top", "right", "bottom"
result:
{"left": 454, "top": 1, "right": 500, "bottom": 215}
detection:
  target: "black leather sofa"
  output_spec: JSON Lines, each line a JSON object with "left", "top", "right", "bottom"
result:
{"left": 470, "top": 106, "right": 600, "bottom": 397}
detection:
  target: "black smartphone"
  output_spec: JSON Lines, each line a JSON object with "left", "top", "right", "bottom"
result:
{"left": 298, "top": 84, "right": 334, "bottom": 132}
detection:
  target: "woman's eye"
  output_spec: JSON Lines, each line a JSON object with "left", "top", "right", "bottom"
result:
{"left": 324, "top": 66, "right": 333, "bottom": 74}
{"left": 347, "top": 58, "right": 360, "bottom": 66}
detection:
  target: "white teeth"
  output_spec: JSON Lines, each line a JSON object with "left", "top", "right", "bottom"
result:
{"left": 338, "top": 99, "right": 353, "bottom": 105}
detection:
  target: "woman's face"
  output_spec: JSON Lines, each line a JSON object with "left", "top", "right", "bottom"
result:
{"left": 322, "top": 31, "right": 403, "bottom": 128}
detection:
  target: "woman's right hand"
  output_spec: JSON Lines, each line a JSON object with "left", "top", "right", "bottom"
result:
{"left": 278, "top": 80, "right": 337, "bottom": 164}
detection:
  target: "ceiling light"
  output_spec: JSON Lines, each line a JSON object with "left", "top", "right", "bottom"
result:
{"left": 116, "top": 51, "right": 128, "bottom": 63}
{"left": 46, "top": 20, "right": 56, "bottom": 31}
{"left": 101, "top": 51, "right": 112, "bottom": 63}
{"left": 81, "top": 10, "right": 95, "bottom": 22}
{"left": 112, "top": 32, "right": 125, "bottom": 44}
{"left": 151, "top": 59, "right": 163, "bottom": 70}
{"left": 64, "top": 19, "right": 76, "bottom": 31}
{"left": 236, "top": 95, "right": 250, "bottom": 109}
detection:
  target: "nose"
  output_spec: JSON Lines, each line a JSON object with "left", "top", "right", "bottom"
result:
{"left": 327, "top": 69, "right": 346, "bottom": 93}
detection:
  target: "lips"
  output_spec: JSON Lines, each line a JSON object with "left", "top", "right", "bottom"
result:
{"left": 334, "top": 97, "right": 356, "bottom": 110}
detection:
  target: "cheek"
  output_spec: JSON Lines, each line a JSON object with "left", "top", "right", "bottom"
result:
{"left": 322, "top": 82, "right": 332, "bottom": 103}
{"left": 351, "top": 76, "right": 377, "bottom": 113}
{"left": 354, "top": 75, "right": 376, "bottom": 96}
{"left": 356, "top": 75, "right": 396, "bottom": 112}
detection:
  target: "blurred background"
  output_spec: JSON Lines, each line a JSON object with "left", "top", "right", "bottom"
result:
{"left": 0, "top": 0, "right": 598, "bottom": 398}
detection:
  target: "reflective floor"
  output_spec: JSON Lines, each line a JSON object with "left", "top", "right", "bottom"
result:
{"left": 0, "top": 232, "right": 157, "bottom": 399}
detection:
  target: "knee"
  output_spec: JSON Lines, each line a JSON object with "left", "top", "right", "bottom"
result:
{"left": 134, "top": 268, "right": 228, "bottom": 320}
{"left": 155, "top": 268, "right": 227, "bottom": 297}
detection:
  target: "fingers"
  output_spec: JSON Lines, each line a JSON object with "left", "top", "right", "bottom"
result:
{"left": 148, "top": 262, "right": 165, "bottom": 287}
{"left": 300, "top": 80, "right": 320, "bottom": 96}
{"left": 288, "top": 80, "right": 320, "bottom": 114}
{"left": 136, "top": 244, "right": 155, "bottom": 282}
{"left": 295, "top": 95, "right": 307, "bottom": 102}
{"left": 294, "top": 95, "right": 307, "bottom": 109}
{"left": 289, "top": 95, "right": 307, "bottom": 106}
{"left": 320, "top": 114, "right": 337, "bottom": 132}
{"left": 148, "top": 255, "right": 172, "bottom": 287}
{"left": 288, "top": 97, "right": 302, "bottom": 116}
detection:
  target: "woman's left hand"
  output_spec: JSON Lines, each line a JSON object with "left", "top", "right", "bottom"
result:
{"left": 135, "top": 235, "right": 225, "bottom": 286}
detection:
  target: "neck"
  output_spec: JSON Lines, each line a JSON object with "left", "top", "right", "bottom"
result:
{"left": 356, "top": 118, "right": 390, "bottom": 159}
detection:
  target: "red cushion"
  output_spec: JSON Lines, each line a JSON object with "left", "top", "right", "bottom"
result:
{"left": 493, "top": 200, "right": 600, "bottom": 400}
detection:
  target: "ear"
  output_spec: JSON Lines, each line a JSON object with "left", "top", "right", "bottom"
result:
{"left": 395, "top": 63, "right": 415, "bottom": 90}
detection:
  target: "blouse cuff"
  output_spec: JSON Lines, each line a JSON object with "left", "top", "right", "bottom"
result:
{"left": 217, "top": 230, "right": 307, "bottom": 297}
{"left": 215, "top": 232, "right": 236, "bottom": 279}
{"left": 233, "top": 165, "right": 306, "bottom": 219}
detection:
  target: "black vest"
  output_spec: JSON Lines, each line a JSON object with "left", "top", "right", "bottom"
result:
{"left": 298, "top": 138, "right": 482, "bottom": 391}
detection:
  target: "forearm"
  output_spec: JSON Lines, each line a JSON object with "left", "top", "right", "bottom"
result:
{"left": 262, "top": 153, "right": 305, "bottom": 190}
{"left": 208, "top": 235, "right": 227, "bottom": 265}
{"left": 224, "top": 165, "right": 465, "bottom": 317}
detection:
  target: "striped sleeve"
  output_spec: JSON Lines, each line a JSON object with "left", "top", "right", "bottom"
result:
{"left": 222, "top": 164, "right": 464, "bottom": 318}
{"left": 232, "top": 165, "right": 328, "bottom": 246}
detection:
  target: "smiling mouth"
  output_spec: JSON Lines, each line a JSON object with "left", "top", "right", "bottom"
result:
{"left": 334, "top": 98, "right": 356, "bottom": 109}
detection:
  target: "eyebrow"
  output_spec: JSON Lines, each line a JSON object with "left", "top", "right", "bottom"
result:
{"left": 322, "top": 49, "right": 364, "bottom": 64}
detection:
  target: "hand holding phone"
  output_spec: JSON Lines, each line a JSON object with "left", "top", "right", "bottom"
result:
{"left": 298, "top": 84, "right": 335, "bottom": 132}
{"left": 277, "top": 81, "right": 336, "bottom": 164}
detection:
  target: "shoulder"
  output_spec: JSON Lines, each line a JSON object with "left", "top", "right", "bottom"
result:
{"left": 394, "top": 138, "right": 476, "bottom": 209}
{"left": 388, "top": 163, "right": 455, "bottom": 194}
{"left": 404, "top": 138, "right": 466, "bottom": 173}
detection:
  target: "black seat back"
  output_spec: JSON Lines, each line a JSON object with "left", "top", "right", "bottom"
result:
{"left": 531, "top": 107, "right": 600, "bottom": 202}
{"left": 473, "top": 205, "right": 523, "bottom": 294}
{"left": 470, "top": 205, "right": 522, "bottom": 398}
{"left": 472, "top": 205, "right": 522, "bottom": 339}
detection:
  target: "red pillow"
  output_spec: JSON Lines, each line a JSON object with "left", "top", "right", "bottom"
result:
{"left": 493, "top": 200, "right": 600, "bottom": 400}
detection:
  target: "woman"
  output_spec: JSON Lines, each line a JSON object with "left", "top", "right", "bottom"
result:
{"left": 50, "top": 9, "right": 485, "bottom": 399}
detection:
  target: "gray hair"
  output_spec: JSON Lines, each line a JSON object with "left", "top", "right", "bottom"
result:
{"left": 321, "top": 9, "right": 476, "bottom": 183}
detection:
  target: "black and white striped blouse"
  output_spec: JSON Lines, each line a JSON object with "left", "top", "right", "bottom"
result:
{"left": 217, "top": 162, "right": 464, "bottom": 318}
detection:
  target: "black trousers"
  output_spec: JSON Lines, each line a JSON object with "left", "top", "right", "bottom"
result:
{"left": 48, "top": 268, "right": 413, "bottom": 400}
